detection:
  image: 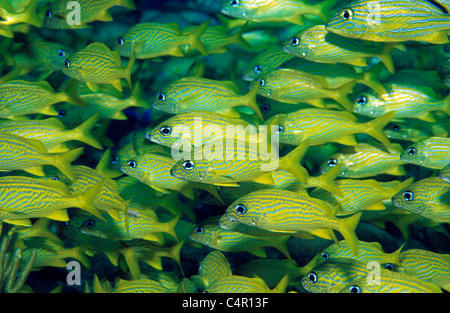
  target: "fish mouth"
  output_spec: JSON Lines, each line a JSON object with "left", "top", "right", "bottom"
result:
{"left": 226, "top": 214, "right": 236, "bottom": 223}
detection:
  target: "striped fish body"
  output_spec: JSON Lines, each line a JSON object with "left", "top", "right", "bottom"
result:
{"left": 339, "top": 270, "right": 443, "bottom": 293}
{"left": 152, "top": 76, "right": 263, "bottom": 120}
{"left": 274, "top": 108, "right": 394, "bottom": 146}
{"left": 205, "top": 275, "right": 288, "bottom": 293}
{"left": 440, "top": 163, "right": 450, "bottom": 182}
{"left": 310, "top": 178, "right": 413, "bottom": 215}
{"left": 223, "top": 189, "right": 361, "bottom": 255}
{"left": 398, "top": 249, "right": 450, "bottom": 291}
{"left": 146, "top": 111, "right": 259, "bottom": 149}
{"left": 384, "top": 119, "right": 449, "bottom": 142}
{"left": 301, "top": 258, "right": 372, "bottom": 293}
{"left": 113, "top": 279, "right": 172, "bottom": 293}
{"left": 319, "top": 143, "right": 407, "bottom": 178}
{"left": 189, "top": 216, "right": 291, "bottom": 258}
{"left": 392, "top": 176, "right": 450, "bottom": 222}
{"left": 282, "top": 25, "right": 398, "bottom": 73}
{"left": 400, "top": 137, "right": 450, "bottom": 169}
{"left": 0, "top": 176, "right": 101, "bottom": 225}
{"left": 326, "top": 0, "right": 450, "bottom": 44}
{"left": 353, "top": 82, "right": 450, "bottom": 121}
{"left": 242, "top": 48, "right": 295, "bottom": 81}
{"left": 191, "top": 250, "right": 232, "bottom": 290}
{"left": 220, "top": 0, "right": 333, "bottom": 24}
{"left": 44, "top": 0, "right": 135, "bottom": 29}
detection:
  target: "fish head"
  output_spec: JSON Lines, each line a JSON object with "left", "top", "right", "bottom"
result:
{"left": 281, "top": 28, "right": 318, "bottom": 59}
{"left": 189, "top": 223, "right": 216, "bottom": 246}
{"left": 169, "top": 158, "right": 209, "bottom": 183}
{"left": 152, "top": 84, "right": 182, "bottom": 114}
{"left": 326, "top": 1, "right": 369, "bottom": 40}
{"left": 256, "top": 74, "right": 277, "bottom": 98}
{"left": 301, "top": 266, "right": 337, "bottom": 293}
{"left": 400, "top": 142, "right": 428, "bottom": 166}
{"left": 391, "top": 186, "right": 426, "bottom": 215}
{"left": 120, "top": 156, "right": 149, "bottom": 182}
{"left": 384, "top": 122, "right": 426, "bottom": 142}
{"left": 78, "top": 217, "right": 109, "bottom": 239}
{"left": 145, "top": 118, "right": 189, "bottom": 149}
{"left": 223, "top": 193, "right": 265, "bottom": 229}
{"left": 43, "top": 5, "right": 70, "bottom": 29}
{"left": 319, "top": 154, "right": 346, "bottom": 177}
{"left": 352, "top": 92, "right": 385, "bottom": 117}
{"left": 115, "top": 34, "right": 135, "bottom": 58}
{"left": 61, "top": 54, "right": 86, "bottom": 81}
{"left": 220, "top": 0, "right": 252, "bottom": 19}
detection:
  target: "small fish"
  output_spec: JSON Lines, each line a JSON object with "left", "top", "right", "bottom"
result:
{"left": 339, "top": 270, "right": 442, "bottom": 293}
{"left": 0, "top": 0, "right": 42, "bottom": 28}
{"left": 0, "top": 133, "right": 84, "bottom": 180}
{"left": 310, "top": 178, "right": 414, "bottom": 215}
{"left": 109, "top": 278, "right": 172, "bottom": 293}
{"left": 319, "top": 143, "right": 407, "bottom": 178}
{"left": 221, "top": 189, "right": 362, "bottom": 255}
{"left": 384, "top": 119, "right": 449, "bottom": 142}
{"left": 400, "top": 137, "right": 450, "bottom": 169}
{"left": 440, "top": 163, "right": 450, "bottom": 182}
{"left": 152, "top": 76, "right": 263, "bottom": 120}
{"left": 220, "top": 0, "right": 336, "bottom": 25}
{"left": 204, "top": 274, "right": 288, "bottom": 293}
{"left": 0, "top": 79, "right": 86, "bottom": 119}
{"left": 326, "top": 0, "right": 450, "bottom": 45}
{"left": 257, "top": 68, "right": 354, "bottom": 110}
{"left": 62, "top": 42, "right": 135, "bottom": 92}
{"left": 190, "top": 250, "right": 233, "bottom": 290}
{"left": 392, "top": 176, "right": 450, "bottom": 223}
{"left": 242, "top": 47, "right": 295, "bottom": 81}
{"left": 273, "top": 108, "right": 394, "bottom": 147}
{"left": 282, "top": 25, "right": 401, "bottom": 73}
{"left": 353, "top": 82, "right": 450, "bottom": 122}
{"left": 115, "top": 20, "right": 209, "bottom": 59}
{"left": 397, "top": 249, "right": 450, "bottom": 292}
{"left": 0, "top": 176, "right": 103, "bottom": 226}
{"left": 44, "top": 0, "right": 136, "bottom": 29}
{"left": 189, "top": 216, "right": 291, "bottom": 258}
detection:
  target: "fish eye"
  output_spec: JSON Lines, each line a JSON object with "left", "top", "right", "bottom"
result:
{"left": 290, "top": 37, "right": 300, "bottom": 47}
{"left": 157, "top": 92, "right": 166, "bottom": 102}
{"left": 259, "top": 78, "right": 265, "bottom": 86}
{"left": 160, "top": 126, "right": 172, "bottom": 137}
{"left": 385, "top": 263, "right": 395, "bottom": 271}
{"left": 391, "top": 124, "right": 401, "bottom": 131}
{"left": 407, "top": 147, "right": 417, "bottom": 156}
{"left": 327, "top": 158, "right": 338, "bottom": 167}
{"left": 254, "top": 65, "right": 262, "bottom": 74}
{"left": 111, "top": 155, "right": 119, "bottom": 164}
{"left": 348, "top": 285, "right": 361, "bottom": 293}
{"left": 308, "top": 271, "right": 318, "bottom": 284}
{"left": 46, "top": 10, "right": 52, "bottom": 18}
{"left": 195, "top": 226, "right": 203, "bottom": 234}
{"left": 235, "top": 204, "right": 247, "bottom": 215}
{"left": 356, "top": 96, "right": 367, "bottom": 106}
{"left": 57, "top": 49, "right": 65, "bottom": 57}
{"left": 117, "top": 37, "right": 124, "bottom": 46}
{"left": 52, "top": 175, "right": 60, "bottom": 181}
{"left": 64, "top": 59, "right": 70, "bottom": 68}
{"left": 260, "top": 103, "right": 270, "bottom": 113}
{"left": 182, "top": 160, "right": 195, "bottom": 171}
{"left": 321, "top": 252, "right": 329, "bottom": 260}
{"left": 83, "top": 219, "right": 96, "bottom": 229}
{"left": 403, "top": 190, "right": 414, "bottom": 201}
{"left": 340, "top": 9, "right": 353, "bottom": 20}
{"left": 277, "top": 125, "right": 284, "bottom": 134}
{"left": 230, "top": 0, "right": 239, "bottom": 7}
{"left": 58, "top": 110, "right": 66, "bottom": 118}
{"left": 127, "top": 160, "right": 137, "bottom": 169}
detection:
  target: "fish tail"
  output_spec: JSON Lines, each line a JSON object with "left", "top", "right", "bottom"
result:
{"left": 364, "top": 111, "right": 396, "bottom": 148}
{"left": 332, "top": 81, "right": 355, "bottom": 111}
{"left": 390, "top": 177, "right": 414, "bottom": 197}
{"left": 230, "top": 22, "right": 251, "bottom": 48}
{"left": 92, "top": 275, "right": 106, "bottom": 293}
{"left": 315, "top": 164, "right": 343, "bottom": 197}
{"left": 31, "top": 218, "right": 64, "bottom": 245}
{"left": 311, "top": 0, "right": 339, "bottom": 22}
{"left": 389, "top": 242, "right": 407, "bottom": 269}
{"left": 165, "top": 214, "right": 181, "bottom": 242}
{"left": 20, "top": 0, "right": 43, "bottom": 28}
{"left": 189, "top": 20, "right": 210, "bottom": 56}
{"left": 70, "top": 246, "right": 91, "bottom": 269}
{"left": 275, "top": 235, "right": 292, "bottom": 259}
{"left": 121, "top": 247, "right": 142, "bottom": 279}
{"left": 170, "top": 240, "right": 185, "bottom": 276}
{"left": 271, "top": 275, "right": 289, "bottom": 293}
{"left": 361, "top": 63, "right": 387, "bottom": 95}
{"left": 124, "top": 51, "right": 135, "bottom": 89}
{"left": 129, "top": 80, "right": 150, "bottom": 108}
{"left": 279, "top": 139, "right": 310, "bottom": 184}
{"left": 443, "top": 92, "right": 450, "bottom": 116}
{"left": 378, "top": 43, "right": 398, "bottom": 74}
{"left": 76, "top": 180, "right": 105, "bottom": 221}
{"left": 339, "top": 212, "right": 361, "bottom": 256}
{"left": 200, "top": 184, "right": 225, "bottom": 205}
{"left": 62, "top": 79, "right": 87, "bottom": 107}
{"left": 53, "top": 147, "right": 84, "bottom": 181}
{"left": 70, "top": 113, "right": 103, "bottom": 149}
{"left": 246, "top": 79, "right": 264, "bottom": 120}
{"left": 116, "top": 0, "right": 136, "bottom": 10}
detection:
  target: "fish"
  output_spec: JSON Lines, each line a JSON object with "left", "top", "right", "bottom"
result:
{"left": 440, "top": 163, "right": 450, "bottom": 182}
{"left": 326, "top": 0, "right": 450, "bottom": 45}
{"left": 339, "top": 270, "right": 443, "bottom": 293}
{"left": 0, "top": 0, "right": 42, "bottom": 29}
{"left": 0, "top": 79, "right": 86, "bottom": 119}
{"left": 220, "top": 0, "right": 337, "bottom": 25}
{"left": 400, "top": 137, "right": 450, "bottom": 169}
{"left": 189, "top": 216, "right": 291, "bottom": 258}
{"left": 310, "top": 178, "right": 414, "bottom": 215}
{"left": 353, "top": 81, "right": 450, "bottom": 122}
{"left": 0, "top": 176, "right": 103, "bottom": 226}
{"left": 152, "top": 76, "right": 264, "bottom": 120}
{"left": 62, "top": 42, "right": 135, "bottom": 92}
{"left": 0, "top": 113, "right": 102, "bottom": 153}
{"left": 319, "top": 143, "right": 407, "bottom": 178}
{"left": 257, "top": 68, "right": 354, "bottom": 111}
{"left": 0, "top": 132, "right": 84, "bottom": 180}
{"left": 221, "top": 189, "right": 362, "bottom": 255}
{"left": 44, "top": 0, "right": 136, "bottom": 29}
{"left": 108, "top": 278, "right": 172, "bottom": 293}
{"left": 190, "top": 250, "right": 233, "bottom": 290}
{"left": 384, "top": 119, "right": 449, "bottom": 142}
{"left": 283, "top": 25, "right": 402, "bottom": 74}
{"left": 204, "top": 274, "right": 288, "bottom": 293}
{"left": 272, "top": 108, "right": 394, "bottom": 147}
{"left": 115, "top": 20, "right": 209, "bottom": 59}
{"left": 391, "top": 176, "right": 450, "bottom": 223}
{"left": 242, "top": 47, "right": 295, "bottom": 81}
{"left": 397, "top": 249, "right": 450, "bottom": 292}
{"left": 120, "top": 152, "right": 222, "bottom": 203}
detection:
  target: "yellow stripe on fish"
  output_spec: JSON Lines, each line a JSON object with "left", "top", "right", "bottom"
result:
{"left": 191, "top": 250, "right": 232, "bottom": 290}
{"left": 400, "top": 136, "right": 450, "bottom": 169}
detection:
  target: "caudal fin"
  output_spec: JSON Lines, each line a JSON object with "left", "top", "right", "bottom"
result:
{"left": 189, "top": 20, "right": 210, "bottom": 56}
{"left": 365, "top": 111, "right": 396, "bottom": 148}
{"left": 76, "top": 180, "right": 104, "bottom": 221}
{"left": 71, "top": 113, "right": 103, "bottom": 149}
{"left": 361, "top": 63, "right": 387, "bottom": 95}
{"left": 279, "top": 139, "right": 310, "bottom": 184}
{"left": 63, "top": 79, "right": 87, "bottom": 107}
{"left": 53, "top": 147, "right": 84, "bottom": 181}
{"left": 245, "top": 79, "right": 264, "bottom": 120}
{"left": 124, "top": 51, "right": 135, "bottom": 89}
{"left": 339, "top": 212, "right": 362, "bottom": 256}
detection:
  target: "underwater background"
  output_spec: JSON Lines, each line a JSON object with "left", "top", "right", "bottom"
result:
{"left": 0, "top": 0, "right": 449, "bottom": 293}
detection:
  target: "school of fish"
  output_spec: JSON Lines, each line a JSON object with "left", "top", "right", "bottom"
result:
{"left": 0, "top": 0, "right": 449, "bottom": 294}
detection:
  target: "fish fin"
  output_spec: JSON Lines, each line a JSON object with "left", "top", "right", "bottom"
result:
{"left": 230, "top": 22, "right": 251, "bottom": 48}
{"left": 104, "top": 250, "right": 120, "bottom": 266}
{"left": 116, "top": 0, "right": 136, "bottom": 10}
{"left": 24, "top": 165, "right": 45, "bottom": 177}
{"left": 365, "top": 201, "right": 386, "bottom": 211}
{"left": 284, "top": 14, "right": 305, "bottom": 25}
{"left": 70, "top": 113, "right": 103, "bottom": 149}
{"left": 245, "top": 79, "right": 264, "bottom": 120}
{"left": 378, "top": 44, "right": 397, "bottom": 74}
{"left": 20, "top": 0, "right": 43, "bottom": 28}
{"left": 252, "top": 172, "right": 275, "bottom": 185}
{"left": 279, "top": 140, "right": 310, "bottom": 184}
{"left": 3, "top": 219, "right": 31, "bottom": 227}
{"left": 349, "top": 58, "right": 368, "bottom": 67}
{"left": 292, "top": 231, "right": 315, "bottom": 239}
{"left": 189, "top": 20, "right": 209, "bottom": 56}
{"left": 76, "top": 181, "right": 105, "bottom": 220}
{"left": 364, "top": 111, "right": 395, "bottom": 148}
{"left": 86, "top": 82, "right": 100, "bottom": 93}
{"left": 424, "top": 31, "right": 449, "bottom": 44}
{"left": 444, "top": 93, "right": 450, "bottom": 116}
{"left": 305, "top": 98, "right": 326, "bottom": 108}
{"left": 63, "top": 79, "right": 88, "bottom": 107}
{"left": 178, "top": 187, "right": 196, "bottom": 200}
{"left": 361, "top": 63, "right": 387, "bottom": 94}
{"left": 313, "top": 164, "right": 343, "bottom": 197}
{"left": 46, "top": 209, "right": 69, "bottom": 222}
{"left": 123, "top": 51, "right": 135, "bottom": 90}
{"left": 164, "top": 214, "right": 181, "bottom": 242}
{"left": 275, "top": 235, "right": 292, "bottom": 259}
{"left": 214, "top": 182, "right": 240, "bottom": 187}
{"left": 386, "top": 165, "right": 406, "bottom": 176}
{"left": 29, "top": 218, "right": 64, "bottom": 245}
{"left": 129, "top": 80, "right": 150, "bottom": 108}
{"left": 332, "top": 81, "right": 355, "bottom": 111}
{"left": 418, "top": 111, "right": 437, "bottom": 123}
{"left": 39, "top": 105, "right": 59, "bottom": 116}
{"left": 149, "top": 184, "right": 172, "bottom": 195}
{"left": 69, "top": 246, "right": 91, "bottom": 269}
{"left": 333, "top": 135, "right": 357, "bottom": 146}
{"left": 95, "top": 148, "right": 123, "bottom": 179}
{"left": 198, "top": 184, "right": 224, "bottom": 204}
{"left": 111, "top": 79, "right": 123, "bottom": 92}
{"left": 338, "top": 212, "right": 362, "bottom": 256}
{"left": 53, "top": 147, "right": 84, "bottom": 181}
{"left": 96, "top": 10, "right": 113, "bottom": 22}
{"left": 390, "top": 177, "right": 414, "bottom": 195}
{"left": 309, "top": 228, "right": 335, "bottom": 240}
{"left": 250, "top": 248, "right": 268, "bottom": 258}
{"left": 309, "top": 0, "right": 338, "bottom": 22}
